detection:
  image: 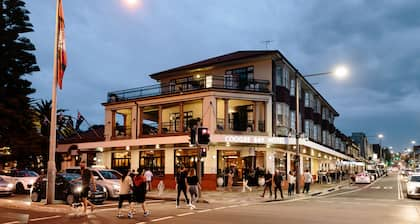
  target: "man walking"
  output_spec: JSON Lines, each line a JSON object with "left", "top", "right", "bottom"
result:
{"left": 273, "top": 169, "right": 284, "bottom": 200}
{"left": 144, "top": 169, "right": 153, "bottom": 191}
{"left": 260, "top": 170, "right": 272, "bottom": 198}
{"left": 287, "top": 171, "right": 296, "bottom": 196}
{"left": 80, "top": 161, "right": 96, "bottom": 213}
{"left": 303, "top": 169, "right": 313, "bottom": 194}
{"left": 175, "top": 166, "right": 190, "bottom": 208}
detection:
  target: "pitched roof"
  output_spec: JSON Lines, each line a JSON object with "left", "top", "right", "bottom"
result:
{"left": 58, "top": 125, "right": 104, "bottom": 144}
{"left": 149, "top": 50, "right": 278, "bottom": 79}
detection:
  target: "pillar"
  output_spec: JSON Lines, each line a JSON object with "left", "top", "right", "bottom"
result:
{"left": 224, "top": 99, "right": 229, "bottom": 131}
{"left": 130, "top": 149, "right": 139, "bottom": 171}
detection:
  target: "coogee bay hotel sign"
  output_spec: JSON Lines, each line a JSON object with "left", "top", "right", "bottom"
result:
{"left": 214, "top": 135, "right": 296, "bottom": 145}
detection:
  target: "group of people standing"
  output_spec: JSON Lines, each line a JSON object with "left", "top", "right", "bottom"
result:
{"left": 260, "top": 169, "right": 313, "bottom": 199}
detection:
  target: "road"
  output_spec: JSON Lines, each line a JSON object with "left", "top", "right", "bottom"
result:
{"left": 1, "top": 173, "right": 419, "bottom": 224}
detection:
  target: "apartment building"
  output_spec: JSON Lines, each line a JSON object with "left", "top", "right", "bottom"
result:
{"left": 58, "top": 50, "right": 358, "bottom": 190}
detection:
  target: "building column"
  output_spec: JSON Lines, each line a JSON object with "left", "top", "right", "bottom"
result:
{"left": 286, "top": 151, "right": 291, "bottom": 178}
{"left": 204, "top": 146, "right": 217, "bottom": 174}
{"left": 265, "top": 148, "right": 275, "bottom": 173}
{"left": 165, "top": 148, "right": 174, "bottom": 175}
{"left": 105, "top": 110, "right": 113, "bottom": 141}
{"left": 224, "top": 99, "right": 229, "bottom": 131}
{"left": 158, "top": 105, "right": 163, "bottom": 135}
{"left": 103, "top": 149, "right": 112, "bottom": 169}
{"left": 180, "top": 102, "right": 184, "bottom": 132}
{"left": 253, "top": 101, "right": 257, "bottom": 132}
{"left": 138, "top": 107, "right": 143, "bottom": 138}
{"left": 266, "top": 98, "right": 272, "bottom": 136}
{"left": 131, "top": 105, "right": 137, "bottom": 139}
{"left": 203, "top": 96, "right": 216, "bottom": 133}
{"left": 130, "top": 149, "right": 139, "bottom": 171}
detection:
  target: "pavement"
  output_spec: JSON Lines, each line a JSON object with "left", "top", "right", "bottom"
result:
{"left": 0, "top": 173, "right": 418, "bottom": 223}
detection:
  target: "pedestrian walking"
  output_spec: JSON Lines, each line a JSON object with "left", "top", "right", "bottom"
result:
{"left": 175, "top": 166, "right": 190, "bottom": 208}
{"left": 242, "top": 172, "right": 252, "bottom": 192}
{"left": 227, "top": 169, "right": 233, "bottom": 192}
{"left": 303, "top": 169, "right": 313, "bottom": 194}
{"left": 287, "top": 171, "right": 296, "bottom": 196}
{"left": 187, "top": 168, "right": 200, "bottom": 209}
{"left": 273, "top": 169, "right": 284, "bottom": 200}
{"left": 79, "top": 161, "right": 96, "bottom": 214}
{"left": 144, "top": 169, "right": 153, "bottom": 191}
{"left": 260, "top": 170, "right": 272, "bottom": 198}
{"left": 133, "top": 169, "right": 151, "bottom": 217}
{"left": 117, "top": 170, "right": 134, "bottom": 218}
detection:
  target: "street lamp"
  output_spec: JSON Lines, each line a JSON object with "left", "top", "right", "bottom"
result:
{"left": 377, "top": 134, "right": 384, "bottom": 161}
{"left": 123, "top": 0, "right": 141, "bottom": 8}
{"left": 410, "top": 140, "right": 416, "bottom": 167}
{"left": 294, "top": 65, "right": 349, "bottom": 194}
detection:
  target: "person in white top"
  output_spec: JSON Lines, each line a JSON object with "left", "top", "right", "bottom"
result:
{"left": 287, "top": 171, "right": 296, "bottom": 196}
{"left": 117, "top": 170, "right": 134, "bottom": 218}
{"left": 303, "top": 169, "right": 313, "bottom": 194}
{"left": 144, "top": 169, "right": 153, "bottom": 191}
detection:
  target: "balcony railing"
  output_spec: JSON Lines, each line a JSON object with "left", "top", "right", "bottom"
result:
{"left": 107, "top": 75, "right": 270, "bottom": 103}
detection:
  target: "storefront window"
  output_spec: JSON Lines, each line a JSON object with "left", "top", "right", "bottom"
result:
{"left": 303, "top": 157, "right": 311, "bottom": 171}
{"left": 274, "top": 152, "right": 287, "bottom": 175}
{"left": 174, "top": 149, "right": 203, "bottom": 176}
{"left": 111, "top": 151, "right": 130, "bottom": 174}
{"left": 139, "top": 150, "right": 165, "bottom": 177}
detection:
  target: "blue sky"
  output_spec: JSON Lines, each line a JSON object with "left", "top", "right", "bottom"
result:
{"left": 24, "top": 0, "right": 420, "bottom": 151}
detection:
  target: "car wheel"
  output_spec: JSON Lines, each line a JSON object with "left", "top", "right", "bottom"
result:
{"left": 66, "top": 194, "right": 75, "bottom": 205}
{"left": 16, "top": 183, "right": 25, "bottom": 194}
{"left": 31, "top": 191, "right": 41, "bottom": 202}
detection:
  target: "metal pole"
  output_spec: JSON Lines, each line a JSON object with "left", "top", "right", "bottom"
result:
{"left": 295, "top": 76, "right": 301, "bottom": 194}
{"left": 46, "top": 0, "right": 60, "bottom": 204}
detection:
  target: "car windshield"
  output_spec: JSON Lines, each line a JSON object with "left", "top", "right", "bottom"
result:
{"left": 367, "top": 170, "right": 375, "bottom": 173}
{"left": 15, "top": 171, "right": 38, "bottom": 177}
{"left": 410, "top": 176, "right": 420, "bottom": 182}
{"left": 99, "top": 170, "right": 121, "bottom": 179}
{"left": 61, "top": 173, "right": 80, "bottom": 182}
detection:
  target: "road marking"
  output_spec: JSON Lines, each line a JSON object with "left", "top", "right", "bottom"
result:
{"left": 227, "top": 205, "right": 239, "bottom": 208}
{"left": 136, "top": 222, "right": 147, "bottom": 224}
{"left": 384, "top": 186, "right": 393, "bottom": 190}
{"left": 176, "top": 212, "right": 195, "bottom": 217}
{"left": 1, "top": 221, "right": 20, "bottom": 224}
{"left": 214, "top": 206, "right": 227, "bottom": 210}
{"left": 151, "top": 216, "right": 174, "bottom": 222}
{"left": 29, "top": 215, "right": 61, "bottom": 222}
{"left": 196, "top": 209, "right": 212, "bottom": 213}
{"left": 370, "top": 186, "right": 381, "bottom": 189}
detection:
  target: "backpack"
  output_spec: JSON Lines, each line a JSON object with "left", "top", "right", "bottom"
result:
{"left": 134, "top": 175, "right": 145, "bottom": 188}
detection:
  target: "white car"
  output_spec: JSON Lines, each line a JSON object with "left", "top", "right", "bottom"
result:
{"left": 0, "top": 170, "right": 39, "bottom": 193}
{"left": 406, "top": 174, "right": 420, "bottom": 199}
{"left": 65, "top": 167, "right": 122, "bottom": 199}
{"left": 355, "top": 172, "right": 371, "bottom": 184}
{"left": 0, "top": 176, "right": 14, "bottom": 196}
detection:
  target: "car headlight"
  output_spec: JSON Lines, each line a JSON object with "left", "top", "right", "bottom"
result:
{"left": 75, "top": 186, "right": 82, "bottom": 193}
{"left": 103, "top": 187, "right": 107, "bottom": 193}
{"left": 7, "top": 183, "right": 13, "bottom": 189}
{"left": 113, "top": 184, "right": 120, "bottom": 192}
{"left": 28, "top": 180, "right": 35, "bottom": 185}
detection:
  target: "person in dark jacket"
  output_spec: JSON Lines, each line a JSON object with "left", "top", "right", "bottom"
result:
{"left": 260, "top": 170, "right": 272, "bottom": 198}
{"left": 273, "top": 169, "right": 284, "bottom": 200}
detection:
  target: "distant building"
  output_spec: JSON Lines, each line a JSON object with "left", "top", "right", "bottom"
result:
{"left": 351, "top": 132, "right": 369, "bottom": 160}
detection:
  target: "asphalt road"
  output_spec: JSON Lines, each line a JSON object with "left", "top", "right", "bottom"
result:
{"left": 1, "top": 173, "right": 419, "bottom": 224}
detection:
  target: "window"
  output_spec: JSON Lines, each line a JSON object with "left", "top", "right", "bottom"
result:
{"left": 313, "top": 124, "right": 318, "bottom": 141}
{"left": 225, "top": 66, "right": 254, "bottom": 89}
{"left": 304, "top": 92, "right": 311, "bottom": 107}
{"left": 315, "top": 99, "right": 321, "bottom": 113}
{"left": 290, "top": 79, "right": 295, "bottom": 96}
{"left": 169, "top": 80, "right": 176, "bottom": 93}
{"left": 275, "top": 153, "right": 287, "bottom": 174}
{"left": 304, "top": 120, "right": 310, "bottom": 137}
{"left": 284, "top": 68, "right": 290, "bottom": 89}
{"left": 290, "top": 110, "right": 296, "bottom": 133}
{"left": 111, "top": 152, "right": 131, "bottom": 174}
{"left": 275, "top": 65, "right": 290, "bottom": 88}
{"left": 140, "top": 150, "right": 165, "bottom": 177}
{"left": 276, "top": 103, "right": 289, "bottom": 127}
{"left": 322, "top": 130, "right": 328, "bottom": 145}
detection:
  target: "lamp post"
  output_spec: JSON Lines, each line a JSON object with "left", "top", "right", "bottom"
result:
{"left": 294, "top": 65, "right": 348, "bottom": 194}
{"left": 411, "top": 140, "right": 416, "bottom": 167}
{"left": 378, "top": 134, "right": 384, "bottom": 162}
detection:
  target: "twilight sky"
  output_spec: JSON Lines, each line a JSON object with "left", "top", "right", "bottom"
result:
{"left": 24, "top": 0, "right": 420, "bottom": 152}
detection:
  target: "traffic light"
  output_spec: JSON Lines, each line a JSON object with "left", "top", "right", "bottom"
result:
{"left": 201, "top": 148, "right": 207, "bottom": 157}
{"left": 190, "top": 128, "right": 196, "bottom": 145}
{"left": 197, "top": 127, "right": 210, "bottom": 145}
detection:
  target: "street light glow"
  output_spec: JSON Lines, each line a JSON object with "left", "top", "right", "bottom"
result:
{"left": 411, "top": 140, "right": 416, "bottom": 145}
{"left": 333, "top": 66, "right": 349, "bottom": 79}
{"left": 378, "top": 134, "right": 384, "bottom": 139}
{"left": 123, "top": 0, "right": 140, "bottom": 8}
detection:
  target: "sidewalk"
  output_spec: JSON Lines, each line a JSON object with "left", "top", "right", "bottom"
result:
{"left": 146, "top": 180, "right": 350, "bottom": 205}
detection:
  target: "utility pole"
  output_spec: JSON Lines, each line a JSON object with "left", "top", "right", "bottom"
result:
{"left": 261, "top": 40, "right": 273, "bottom": 49}
{"left": 295, "top": 75, "right": 301, "bottom": 194}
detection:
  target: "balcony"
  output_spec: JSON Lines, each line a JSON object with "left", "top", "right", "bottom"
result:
{"left": 107, "top": 75, "right": 270, "bottom": 103}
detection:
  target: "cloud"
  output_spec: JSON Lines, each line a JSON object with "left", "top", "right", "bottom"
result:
{"left": 23, "top": 0, "right": 420, "bottom": 151}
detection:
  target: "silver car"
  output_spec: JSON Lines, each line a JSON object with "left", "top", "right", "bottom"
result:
{"left": 0, "top": 176, "right": 13, "bottom": 196}
{"left": 65, "top": 167, "right": 122, "bottom": 199}
{"left": 406, "top": 174, "right": 420, "bottom": 199}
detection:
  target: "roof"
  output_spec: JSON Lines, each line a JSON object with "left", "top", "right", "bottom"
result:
{"left": 58, "top": 125, "right": 105, "bottom": 144}
{"left": 148, "top": 50, "right": 339, "bottom": 116}
{"left": 149, "top": 50, "right": 278, "bottom": 79}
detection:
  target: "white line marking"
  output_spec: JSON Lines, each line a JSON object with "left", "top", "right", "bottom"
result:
{"left": 370, "top": 186, "right": 381, "bottom": 189}
{"left": 29, "top": 215, "right": 61, "bottom": 222}
{"left": 151, "top": 216, "right": 174, "bottom": 222}
{"left": 214, "top": 206, "right": 227, "bottom": 210}
{"left": 1, "top": 221, "right": 20, "bottom": 224}
{"left": 176, "top": 212, "right": 195, "bottom": 217}
{"left": 136, "top": 222, "right": 147, "bottom": 224}
{"left": 384, "top": 186, "right": 393, "bottom": 190}
{"left": 227, "top": 205, "right": 239, "bottom": 208}
{"left": 196, "top": 209, "right": 212, "bottom": 213}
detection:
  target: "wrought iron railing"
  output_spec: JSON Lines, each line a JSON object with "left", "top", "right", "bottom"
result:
{"left": 107, "top": 75, "right": 270, "bottom": 102}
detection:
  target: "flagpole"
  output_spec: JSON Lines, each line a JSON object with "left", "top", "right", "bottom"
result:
{"left": 46, "top": 0, "right": 61, "bottom": 205}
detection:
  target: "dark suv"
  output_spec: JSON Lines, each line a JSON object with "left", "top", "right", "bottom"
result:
{"left": 31, "top": 173, "right": 106, "bottom": 205}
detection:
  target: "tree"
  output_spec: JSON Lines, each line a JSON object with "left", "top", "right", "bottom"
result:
{"left": 0, "top": 0, "right": 40, "bottom": 166}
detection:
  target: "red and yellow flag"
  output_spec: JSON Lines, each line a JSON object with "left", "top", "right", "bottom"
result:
{"left": 57, "top": 0, "right": 67, "bottom": 89}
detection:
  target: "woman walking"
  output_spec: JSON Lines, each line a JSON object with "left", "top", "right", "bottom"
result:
{"left": 227, "top": 169, "right": 234, "bottom": 192}
{"left": 133, "top": 169, "right": 151, "bottom": 217}
{"left": 187, "top": 168, "right": 200, "bottom": 209}
{"left": 288, "top": 171, "right": 296, "bottom": 196}
{"left": 117, "top": 170, "right": 134, "bottom": 218}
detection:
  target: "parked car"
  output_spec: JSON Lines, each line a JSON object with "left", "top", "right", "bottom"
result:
{"left": 406, "top": 174, "right": 420, "bottom": 199}
{"left": 355, "top": 172, "right": 371, "bottom": 184}
{"left": 0, "top": 170, "right": 39, "bottom": 193}
{"left": 0, "top": 176, "right": 14, "bottom": 196}
{"left": 31, "top": 173, "right": 106, "bottom": 205}
{"left": 366, "top": 170, "right": 378, "bottom": 181}
{"left": 65, "top": 167, "right": 122, "bottom": 199}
